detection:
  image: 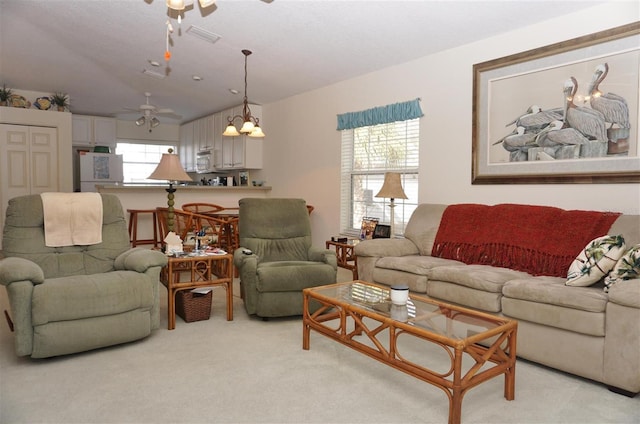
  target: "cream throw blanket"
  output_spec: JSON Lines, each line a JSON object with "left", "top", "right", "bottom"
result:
{"left": 41, "top": 193, "right": 103, "bottom": 247}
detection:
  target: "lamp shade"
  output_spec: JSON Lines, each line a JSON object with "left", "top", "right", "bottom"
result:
{"left": 223, "top": 123, "right": 241, "bottom": 137}
{"left": 375, "top": 172, "right": 407, "bottom": 199}
{"left": 148, "top": 151, "right": 192, "bottom": 182}
{"left": 249, "top": 125, "right": 265, "bottom": 138}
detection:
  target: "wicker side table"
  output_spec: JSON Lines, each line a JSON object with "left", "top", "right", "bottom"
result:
{"left": 160, "top": 253, "right": 234, "bottom": 330}
{"left": 326, "top": 239, "right": 359, "bottom": 279}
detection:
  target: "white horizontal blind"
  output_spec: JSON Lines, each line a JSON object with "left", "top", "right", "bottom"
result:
{"left": 115, "top": 142, "right": 177, "bottom": 184}
{"left": 340, "top": 118, "right": 419, "bottom": 237}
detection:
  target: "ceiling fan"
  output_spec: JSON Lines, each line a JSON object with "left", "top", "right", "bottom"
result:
{"left": 121, "top": 92, "right": 182, "bottom": 132}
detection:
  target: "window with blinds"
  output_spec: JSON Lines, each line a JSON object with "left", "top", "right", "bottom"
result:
{"left": 340, "top": 118, "right": 419, "bottom": 237}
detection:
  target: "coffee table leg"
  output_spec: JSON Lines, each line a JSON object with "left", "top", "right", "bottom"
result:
{"left": 302, "top": 291, "right": 311, "bottom": 350}
{"left": 504, "top": 328, "right": 517, "bottom": 400}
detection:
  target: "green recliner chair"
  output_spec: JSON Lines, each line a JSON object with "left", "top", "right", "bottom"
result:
{"left": 233, "top": 198, "right": 337, "bottom": 318}
{"left": 0, "top": 194, "right": 167, "bottom": 358}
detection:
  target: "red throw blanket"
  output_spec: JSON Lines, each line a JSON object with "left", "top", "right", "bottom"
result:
{"left": 431, "top": 204, "right": 621, "bottom": 277}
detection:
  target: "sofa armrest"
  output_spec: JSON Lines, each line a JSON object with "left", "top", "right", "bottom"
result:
{"left": 114, "top": 248, "right": 168, "bottom": 273}
{"left": 308, "top": 247, "right": 338, "bottom": 269}
{"left": 608, "top": 279, "right": 640, "bottom": 309}
{"left": 0, "top": 257, "right": 45, "bottom": 286}
{"left": 354, "top": 238, "right": 420, "bottom": 258}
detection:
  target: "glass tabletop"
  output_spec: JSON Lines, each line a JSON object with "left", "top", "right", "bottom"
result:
{"left": 309, "top": 281, "right": 508, "bottom": 341}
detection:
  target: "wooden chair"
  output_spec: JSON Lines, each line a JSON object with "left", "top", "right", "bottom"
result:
{"left": 155, "top": 207, "right": 195, "bottom": 244}
{"left": 189, "top": 212, "right": 232, "bottom": 250}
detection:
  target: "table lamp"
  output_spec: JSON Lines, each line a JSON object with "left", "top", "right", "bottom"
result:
{"left": 148, "top": 148, "right": 192, "bottom": 232}
{"left": 375, "top": 172, "right": 407, "bottom": 238}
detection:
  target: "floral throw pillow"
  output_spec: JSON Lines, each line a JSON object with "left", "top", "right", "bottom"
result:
{"left": 566, "top": 235, "right": 626, "bottom": 287}
{"left": 604, "top": 245, "right": 640, "bottom": 293}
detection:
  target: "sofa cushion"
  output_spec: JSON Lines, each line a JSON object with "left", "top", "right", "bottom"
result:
{"left": 607, "top": 278, "right": 640, "bottom": 308}
{"left": 429, "top": 264, "right": 531, "bottom": 293}
{"left": 31, "top": 271, "right": 154, "bottom": 325}
{"left": 503, "top": 276, "right": 608, "bottom": 313}
{"left": 566, "top": 235, "right": 626, "bottom": 287}
{"left": 427, "top": 281, "right": 503, "bottom": 312}
{"left": 604, "top": 244, "right": 640, "bottom": 293}
{"left": 375, "top": 255, "right": 463, "bottom": 276}
{"left": 372, "top": 268, "right": 428, "bottom": 293}
{"left": 502, "top": 297, "right": 605, "bottom": 337}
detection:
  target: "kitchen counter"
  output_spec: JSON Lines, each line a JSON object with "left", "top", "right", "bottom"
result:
{"left": 96, "top": 184, "right": 271, "bottom": 190}
{"left": 96, "top": 184, "right": 272, "bottom": 243}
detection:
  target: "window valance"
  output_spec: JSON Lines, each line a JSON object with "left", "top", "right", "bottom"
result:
{"left": 336, "top": 98, "right": 423, "bottom": 130}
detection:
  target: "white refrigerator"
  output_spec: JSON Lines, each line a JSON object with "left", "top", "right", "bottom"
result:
{"left": 79, "top": 152, "right": 124, "bottom": 192}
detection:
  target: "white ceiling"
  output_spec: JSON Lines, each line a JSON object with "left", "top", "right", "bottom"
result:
{"left": 0, "top": 0, "right": 607, "bottom": 124}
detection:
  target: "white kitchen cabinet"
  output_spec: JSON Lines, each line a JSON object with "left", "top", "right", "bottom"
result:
{"left": 179, "top": 121, "right": 195, "bottom": 172}
{"left": 72, "top": 115, "right": 116, "bottom": 148}
{"left": 213, "top": 112, "right": 224, "bottom": 169}
{"left": 198, "top": 115, "right": 214, "bottom": 151}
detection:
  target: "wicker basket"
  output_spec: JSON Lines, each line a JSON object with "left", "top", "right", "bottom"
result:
{"left": 176, "top": 290, "right": 212, "bottom": 322}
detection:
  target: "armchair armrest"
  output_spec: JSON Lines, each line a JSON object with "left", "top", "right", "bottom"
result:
{"left": 0, "top": 257, "right": 45, "bottom": 286}
{"left": 308, "top": 247, "right": 338, "bottom": 269}
{"left": 234, "top": 247, "right": 258, "bottom": 270}
{"left": 114, "top": 248, "right": 168, "bottom": 273}
{"left": 354, "top": 238, "right": 420, "bottom": 258}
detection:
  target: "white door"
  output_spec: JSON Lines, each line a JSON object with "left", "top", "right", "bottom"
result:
{"left": 0, "top": 124, "right": 58, "bottom": 244}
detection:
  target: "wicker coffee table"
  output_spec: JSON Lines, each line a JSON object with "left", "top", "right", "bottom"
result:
{"left": 303, "top": 281, "right": 518, "bottom": 424}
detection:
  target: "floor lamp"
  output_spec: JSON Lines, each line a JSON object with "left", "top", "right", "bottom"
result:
{"left": 375, "top": 172, "right": 407, "bottom": 238}
{"left": 148, "top": 148, "right": 192, "bottom": 233}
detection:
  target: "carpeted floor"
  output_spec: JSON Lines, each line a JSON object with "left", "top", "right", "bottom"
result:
{"left": 1, "top": 268, "right": 638, "bottom": 423}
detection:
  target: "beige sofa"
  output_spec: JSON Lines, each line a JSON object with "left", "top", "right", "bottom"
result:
{"left": 355, "top": 203, "right": 640, "bottom": 395}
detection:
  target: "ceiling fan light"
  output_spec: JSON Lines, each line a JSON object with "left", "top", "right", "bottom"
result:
{"left": 199, "top": 0, "right": 216, "bottom": 7}
{"left": 240, "top": 120, "right": 255, "bottom": 133}
{"left": 150, "top": 117, "right": 160, "bottom": 128}
{"left": 223, "top": 123, "right": 240, "bottom": 137}
{"left": 135, "top": 117, "right": 146, "bottom": 126}
{"left": 248, "top": 125, "right": 265, "bottom": 138}
{"left": 166, "top": 0, "right": 185, "bottom": 10}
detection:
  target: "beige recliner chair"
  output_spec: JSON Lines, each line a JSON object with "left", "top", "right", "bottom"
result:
{"left": 0, "top": 194, "right": 167, "bottom": 358}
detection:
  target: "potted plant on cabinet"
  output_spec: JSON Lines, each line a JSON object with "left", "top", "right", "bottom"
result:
{"left": 51, "top": 92, "right": 69, "bottom": 111}
{"left": 0, "top": 84, "right": 13, "bottom": 107}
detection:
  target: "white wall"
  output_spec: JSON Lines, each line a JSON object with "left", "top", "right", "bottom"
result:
{"left": 263, "top": 2, "right": 640, "bottom": 245}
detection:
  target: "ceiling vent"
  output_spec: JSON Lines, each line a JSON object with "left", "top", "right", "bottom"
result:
{"left": 142, "top": 69, "right": 166, "bottom": 80}
{"left": 186, "top": 25, "right": 221, "bottom": 44}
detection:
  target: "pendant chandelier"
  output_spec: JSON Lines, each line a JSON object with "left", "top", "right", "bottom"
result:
{"left": 222, "top": 49, "right": 265, "bottom": 138}
{"left": 166, "top": 0, "right": 216, "bottom": 11}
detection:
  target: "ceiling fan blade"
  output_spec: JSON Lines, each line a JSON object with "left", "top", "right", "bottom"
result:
{"left": 156, "top": 111, "right": 183, "bottom": 120}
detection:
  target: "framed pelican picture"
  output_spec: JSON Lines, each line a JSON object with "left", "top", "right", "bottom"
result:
{"left": 472, "top": 22, "right": 640, "bottom": 184}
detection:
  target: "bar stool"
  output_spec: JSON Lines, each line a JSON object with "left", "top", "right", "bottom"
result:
{"left": 127, "top": 209, "right": 159, "bottom": 247}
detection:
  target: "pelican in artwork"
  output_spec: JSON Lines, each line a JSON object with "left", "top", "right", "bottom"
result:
{"left": 507, "top": 105, "right": 564, "bottom": 132}
{"left": 587, "top": 63, "right": 630, "bottom": 129}
{"left": 534, "top": 120, "right": 590, "bottom": 147}
{"left": 563, "top": 77, "right": 607, "bottom": 143}
{"left": 493, "top": 126, "right": 538, "bottom": 148}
